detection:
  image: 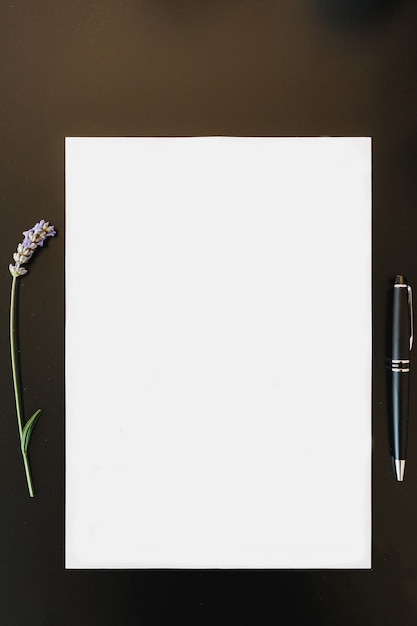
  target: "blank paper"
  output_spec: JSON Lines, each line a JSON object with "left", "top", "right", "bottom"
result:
{"left": 65, "top": 137, "right": 371, "bottom": 569}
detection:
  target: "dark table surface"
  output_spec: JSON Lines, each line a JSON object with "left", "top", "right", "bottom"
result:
{"left": 1, "top": 1, "right": 417, "bottom": 624}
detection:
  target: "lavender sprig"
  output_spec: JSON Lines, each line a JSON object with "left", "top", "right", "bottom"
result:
{"left": 9, "top": 220, "right": 56, "bottom": 497}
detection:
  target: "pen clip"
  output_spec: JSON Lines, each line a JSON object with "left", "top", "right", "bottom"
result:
{"left": 408, "top": 285, "right": 414, "bottom": 351}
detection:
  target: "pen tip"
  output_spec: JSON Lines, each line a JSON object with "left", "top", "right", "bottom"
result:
{"left": 395, "top": 275, "right": 407, "bottom": 285}
{"left": 394, "top": 459, "right": 406, "bottom": 482}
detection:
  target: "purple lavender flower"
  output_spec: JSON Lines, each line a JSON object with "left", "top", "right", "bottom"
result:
{"left": 9, "top": 220, "right": 56, "bottom": 277}
{"left": 9, "top": 219, "right": 57, "bottom": 496}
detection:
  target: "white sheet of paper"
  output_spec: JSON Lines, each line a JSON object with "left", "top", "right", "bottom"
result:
{"left": 65, "top": 137, "right": 371, "bottom": 569}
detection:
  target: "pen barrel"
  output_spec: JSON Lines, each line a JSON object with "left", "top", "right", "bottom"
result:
{"left": 392, "top": 370, "right": 410, "bottom": 460}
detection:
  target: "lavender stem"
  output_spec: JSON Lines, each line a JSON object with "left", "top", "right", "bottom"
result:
{"left": 10, "top": 275, "right": 35, "bottom": 497}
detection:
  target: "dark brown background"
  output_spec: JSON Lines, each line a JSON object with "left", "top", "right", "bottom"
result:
{"left": 1, "top": 1, "right": 417, "bottom": 624}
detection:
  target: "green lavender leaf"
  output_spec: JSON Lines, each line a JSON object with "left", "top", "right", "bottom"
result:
{"left": 21, "top": 409, "right": 42, "bottom": 455}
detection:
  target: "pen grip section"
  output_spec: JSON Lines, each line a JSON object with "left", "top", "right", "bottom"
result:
{"left": 392, "top": 370, "right": 410, "bottom": 460}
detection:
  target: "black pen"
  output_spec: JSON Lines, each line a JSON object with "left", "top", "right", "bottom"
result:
{"left": 390, "top": 275, "right": 413, "bottom": 481}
